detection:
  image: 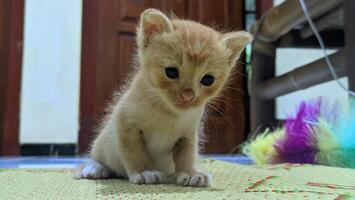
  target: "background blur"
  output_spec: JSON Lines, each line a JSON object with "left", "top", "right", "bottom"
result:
{"left": 0, "top": 0, "right": 350, "bottom": 156}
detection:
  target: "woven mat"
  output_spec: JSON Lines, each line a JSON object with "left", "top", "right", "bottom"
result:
{"left": 1, "top": 160, "right": 355, "bottom": 200}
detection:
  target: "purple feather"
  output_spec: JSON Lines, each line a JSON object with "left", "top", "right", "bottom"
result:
{"left": 274, "top": 99, "right": 322, "bottom": 164}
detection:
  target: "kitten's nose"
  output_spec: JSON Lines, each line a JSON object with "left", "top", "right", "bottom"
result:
{"left": 180, "top": 88, "right": 195, "bottom": 103}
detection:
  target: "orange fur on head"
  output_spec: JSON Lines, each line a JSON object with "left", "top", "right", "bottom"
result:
{"left": 137, "top": 9, "right": 252, "bottom": 113}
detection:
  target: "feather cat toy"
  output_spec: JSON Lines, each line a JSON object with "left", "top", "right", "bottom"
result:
{"left": 243, "top": 98, "right": 355, "bottom": 168}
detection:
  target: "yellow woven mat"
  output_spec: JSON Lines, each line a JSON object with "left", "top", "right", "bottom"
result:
{"left": 1, "top": 160, "right": 355, "bottom": 200}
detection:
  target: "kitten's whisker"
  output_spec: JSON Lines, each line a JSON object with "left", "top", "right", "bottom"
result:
{"left": 211, "top": 98, "right": 243, "bottom": 113}
{"left": 203, "top": 110, "right": 219, "bottom": 142}
{"left": 209, "top": 99, "right": 243, "bottom": 120}
{"left": 204, "top": 106, "right": 219, "bottom": 133}
{"left": 222, "top": 86, "right": 246, "bottom": 96}
{"left": 211, "top": 98, "right": 244, "bottom": 110}
{"left": 207, "top": 104, "right": 234, "bottom": 143}
{"left": 210, "top": 99, "right": 244, "bottom": 120}
{"left": 229, "top": 69, "right": 248, "bottom": 78}
{"left": 213, "top": 95, "right": 244, "bottom": 103}
{"left": 206, "top": 103, "right": 236, "bottom": 129}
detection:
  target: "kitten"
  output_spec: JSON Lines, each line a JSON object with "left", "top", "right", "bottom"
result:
{"left": 74, "top": 8, "right": 252, "bottom": 187}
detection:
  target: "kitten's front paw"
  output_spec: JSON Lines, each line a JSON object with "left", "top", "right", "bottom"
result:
{"left": 176, "top": 172, "right": 212, "bottom": 187}
{"left": 74, "top": 160, "right": 110, "bottom": 179}
{"left": 129, "top": 170, "right": 165, "bottom": 184}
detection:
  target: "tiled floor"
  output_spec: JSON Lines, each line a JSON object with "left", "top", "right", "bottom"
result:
{"left": 0, "top": 155, "right": 253, "bottom": 168}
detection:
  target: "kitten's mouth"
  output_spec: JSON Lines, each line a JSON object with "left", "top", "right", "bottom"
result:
{"left": 174, "top": 99, "right": 199, "bottom": 110}
{"left": 174, "top": 101, "right": 191, "bottom": 108}
{"left": 164, "top": 95, "right": 199, "bottom": 111}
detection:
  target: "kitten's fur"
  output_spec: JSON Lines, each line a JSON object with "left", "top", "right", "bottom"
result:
{"left": 75, "top": 9, "right": 252, "bottom": 187}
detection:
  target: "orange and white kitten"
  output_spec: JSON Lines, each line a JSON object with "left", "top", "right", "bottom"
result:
{"left": 75, "top": 9, "right": 252, "bottom": 187}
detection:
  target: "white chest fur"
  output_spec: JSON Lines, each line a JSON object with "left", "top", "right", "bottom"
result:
{"left": 139, "top": 109, "right": 201, "bottom": 156}
{"left": 137, "top": 109, "right": 201, "bottom": 174}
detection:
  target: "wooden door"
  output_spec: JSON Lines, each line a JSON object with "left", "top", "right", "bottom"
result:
{"left": 0, "top": 0, "right": 24, "bottom": 155}
{"left": 80, "top": 0, "right": 246, "bottom": 154}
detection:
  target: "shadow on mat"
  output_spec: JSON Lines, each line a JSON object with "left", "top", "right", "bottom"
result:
{"left": 94, "top": 179, "right": 223, "bottom": 195}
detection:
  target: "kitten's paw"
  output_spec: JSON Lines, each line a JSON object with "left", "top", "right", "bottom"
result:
{"left": 74, "top": 160, "right": 110, "bottom": 179}
{"left": 176, "top": 171, "right": 212, "bottom": 187}
{"left": 129, "top": 170, "right": 165, "bottom": 184}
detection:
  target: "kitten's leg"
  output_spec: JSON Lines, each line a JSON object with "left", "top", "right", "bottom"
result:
{"left": 117, "top": 126, "right": 165, "bottom": 184}
{"left": 74, "top": 159, "right": 111, "bottom": 179}
{"left": 173, "top": 136, "right": 212, "bottom": 187}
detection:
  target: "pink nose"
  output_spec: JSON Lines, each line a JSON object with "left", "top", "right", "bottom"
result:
{"left": 180, "top": 88, "right": 195, "bottom": 103}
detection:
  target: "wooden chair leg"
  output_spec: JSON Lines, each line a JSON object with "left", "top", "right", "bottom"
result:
{"left": 250, "top": 40, "right": 276, "bottom": 133}
{"left": 344, "top": 0, "right": 355, "bottom": 92}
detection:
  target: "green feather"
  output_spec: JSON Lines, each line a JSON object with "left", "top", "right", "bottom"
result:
{"left": 316, "top": 119, "right": 355, "bottom": 168}
{"left": 242, "top": 128, "right": 284, "bottom": 164}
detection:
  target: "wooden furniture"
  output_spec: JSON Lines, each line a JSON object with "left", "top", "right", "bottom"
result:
{"left": 0, "top": 0, "right": 23, "bottom": 155}
{"left": 79, "top": 0, "right": 247, "bottom": 154}
{"left": 250, "top": 0, "right": 353, "bottom": 132}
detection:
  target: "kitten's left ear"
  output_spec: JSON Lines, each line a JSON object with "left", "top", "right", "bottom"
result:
{"left": 138, "top": 9, "right": 173, "bottom": 47}
{"left": 221, "top": 31, "right": 253, "bottom": 61}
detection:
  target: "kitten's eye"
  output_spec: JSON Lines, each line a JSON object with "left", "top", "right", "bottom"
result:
{"left": 165, "top": 67, "right": 179, "bottom": 79}
{"left": 200, "top": 74, "right": 214, "bottom": 86}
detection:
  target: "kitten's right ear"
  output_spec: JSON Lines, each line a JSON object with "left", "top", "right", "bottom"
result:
{"left": 138, "top": 9, "right": 173, "bottom": 47}
{"left": 221, "top": 31, "right": 253, "bottom": 61}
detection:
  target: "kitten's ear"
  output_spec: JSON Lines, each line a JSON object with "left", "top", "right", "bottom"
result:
{"left": 221, "top": 31, "right": 253, "bottom": 61}
{"left": 138, "top": 9, "right": 173, "bottom": 47}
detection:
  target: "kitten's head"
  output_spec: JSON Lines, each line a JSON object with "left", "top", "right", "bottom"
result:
{"left": 137, "top": 9, "right": 252, "bottom": 113}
